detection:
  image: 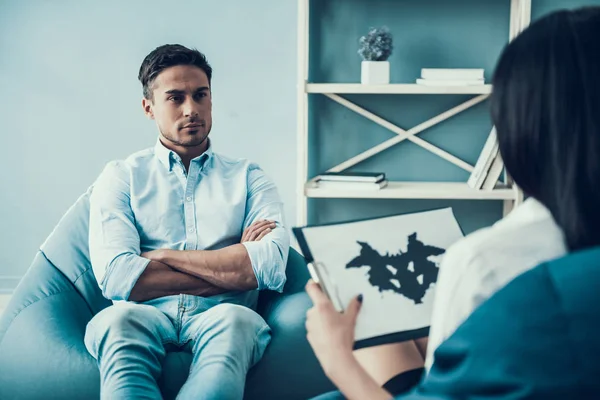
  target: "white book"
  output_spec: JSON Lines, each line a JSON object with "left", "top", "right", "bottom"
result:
{"left": 316, "top": 180, "right": 388, "bottom": 190}
{"left": 473, "top": 146, "right": 499, "bottom": 190}
{"left": 482, "top": 152, "right": 504, "bottom": 190}
{"left": 416, "top": 78, "right": 485, "bottom": 86}
{"left": 468, "top": 128, "right": 499, "bottom": 189}
{"left": 421, "top": 68, "right": 484, "bottom": 81}
{"left": 317, "top": 171, "right": 385, "bottom": 183}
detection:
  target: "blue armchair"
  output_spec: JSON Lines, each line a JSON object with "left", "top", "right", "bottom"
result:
{"left": 0, "top": 188, "right": 334, "bottom": 399}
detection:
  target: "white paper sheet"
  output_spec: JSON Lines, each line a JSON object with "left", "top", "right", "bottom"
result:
{"left": 299, "top": 208, "right": 463, "bottom": 342}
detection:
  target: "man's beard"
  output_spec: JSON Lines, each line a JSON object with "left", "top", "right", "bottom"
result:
{"left": 160, "top": 125, "right": 211, "bottom": 148}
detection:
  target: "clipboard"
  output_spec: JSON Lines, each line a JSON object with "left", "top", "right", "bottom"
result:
{"left": 292, "top": 207, "right": 465, "bottom": 349}
{"left": 294, "top": 225, "right": 344, "bottom": 311}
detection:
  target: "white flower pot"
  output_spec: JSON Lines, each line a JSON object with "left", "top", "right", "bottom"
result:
{"left": 361, "top": 61, "right": 390, "bottom": 84}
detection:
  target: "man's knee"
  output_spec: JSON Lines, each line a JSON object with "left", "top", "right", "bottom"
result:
{"left": 85, "top": 303, "right": 165, "bottom": 354}
{"left": 210, "top": 303, "right": 268, "bottom": 332}
{"left": 199, "top": 304, "right": 271, "bottom": 367}
{"left": 90, "top": 303, "right": 158, "bottom": 332}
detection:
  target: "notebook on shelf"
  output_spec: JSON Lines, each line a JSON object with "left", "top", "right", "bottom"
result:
{"left": 315, "top": 180, "right": 388, "bottom": 190}
{"left": 421, "top": 68, "right": 484, "bottom": 81}
{"left": 316, "top": 171, "right": 386, "bottom": 183}
{"left": 467, "top": 127, "right": 499, "bottom": 189}
{"left": 481, "top": 152, "right": 505, "bottom": 190}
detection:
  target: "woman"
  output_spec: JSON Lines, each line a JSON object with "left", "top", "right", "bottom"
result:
{"left": 306, "top": 7, "right": 600, "bottom": 399}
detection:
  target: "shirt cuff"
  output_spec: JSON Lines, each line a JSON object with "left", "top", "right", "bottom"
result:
{"left": 242, "top": 241, "right": 286, "bottom": 292}
{"left": 102, "top": 253, "right": 151, "bottom": 301}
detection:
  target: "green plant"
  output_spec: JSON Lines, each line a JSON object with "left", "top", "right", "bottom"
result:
{"left": 358, "top": 26, "right": 393, "bottom": 61}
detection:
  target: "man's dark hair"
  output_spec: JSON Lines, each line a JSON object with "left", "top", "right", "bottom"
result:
{"left": 138, "top": 44, "right": 213, "bottom": 100}
{"left": 491, "top": 7, "right": 600, "bottom": 251}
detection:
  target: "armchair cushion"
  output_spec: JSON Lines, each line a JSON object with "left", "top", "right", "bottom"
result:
{"left": 0, "top": 188, "right": 333, "bottom": 399}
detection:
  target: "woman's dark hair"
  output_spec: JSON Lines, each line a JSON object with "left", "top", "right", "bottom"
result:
{"left": 138, "top": 44, "right": 212, "bottom": 101}
{"left": 491, "top": 7, "right": 600, "bottom": 251}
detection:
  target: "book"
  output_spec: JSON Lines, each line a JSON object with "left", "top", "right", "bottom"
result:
{"left": 472, "top": 145, "right": 499, "bottom": 190}
{"left": 482, "top": 152, "right": 504, "bottom": 190}
{"left": 416, "top": 78, "right": 485, "bottom": 86}
{"left": 316, "top": 171, "right": 385, "bottom": 183}
{"left": 467, "top": 128, "right": 499, "bottom": 189}
{"left": 421, "top": 68, "right": 484, "bottom": 81}
{"left": 316, "top": 180, "right": 388, "bottom": 190}
{"left": 293, "top": 208, "right": 464, "bottom": 348}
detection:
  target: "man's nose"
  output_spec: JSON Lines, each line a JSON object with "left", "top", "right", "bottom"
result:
{"left": 183, "top": 98, "right": 199, "bottom": 118}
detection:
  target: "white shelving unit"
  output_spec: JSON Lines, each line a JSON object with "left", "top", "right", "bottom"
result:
{"left": 296, "top": 0, "right": 531, "bottom": 225}
{"left": 306, "top": 83, "right": 493, "bottom": 95}
{"left": 305, "top": 181, "right": 516, "bottom": 201}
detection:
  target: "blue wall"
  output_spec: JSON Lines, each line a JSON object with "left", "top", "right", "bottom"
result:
{"left": 306, "top": 0, "right": 600, "bottom": 231}
{"left": 0, "top": 0, "right": 599, "bottom": 289}
{"left": 0, "top": 0, "right": 297, "bottom": 288}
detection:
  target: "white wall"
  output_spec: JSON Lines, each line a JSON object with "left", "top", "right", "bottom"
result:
{"left": 0, "top": 0, "right": 297, "bottom": 286}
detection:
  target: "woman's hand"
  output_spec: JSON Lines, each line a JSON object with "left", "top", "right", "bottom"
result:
{"left": 305, "top": 279, "right": 363, "bottom": 378}
{"left": 305, "top": 281, "right": 393, "bottom": 400}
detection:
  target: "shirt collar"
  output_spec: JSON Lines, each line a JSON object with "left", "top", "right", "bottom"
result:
{"left": 154, "top": 137, "right": 213, "bottom": 172}
{"left": 506, "top": 198, "right": 553, "bottom": 225}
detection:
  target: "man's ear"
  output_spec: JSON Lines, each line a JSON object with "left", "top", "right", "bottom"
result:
{"left": 142, "top": 98, "right": 155, "bottom": 120}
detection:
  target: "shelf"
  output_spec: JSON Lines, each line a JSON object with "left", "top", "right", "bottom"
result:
{"left": 304, "top": 181, "right": 515, "bottom": 200}
{"left": 296, "top": 0, "right": 531, "bottom": 224}
{"left": 305, "top": 83, "right": 492, "bottom": 95}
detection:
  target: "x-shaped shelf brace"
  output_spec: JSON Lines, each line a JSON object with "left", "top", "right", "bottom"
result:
{"left": 319, "top": 93, "right": 488, "bottom": 175}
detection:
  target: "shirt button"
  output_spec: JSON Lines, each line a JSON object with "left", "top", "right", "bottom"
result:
{"left": 188, "top": 227, "right": 195, "bottom": 233}
{"left": 186, "top": 196, "right": 192, "bottom": 202}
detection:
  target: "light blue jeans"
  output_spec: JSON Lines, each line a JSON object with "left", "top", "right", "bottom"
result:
{"left": 84, "top": 294, "right": 271, "bottom": 400}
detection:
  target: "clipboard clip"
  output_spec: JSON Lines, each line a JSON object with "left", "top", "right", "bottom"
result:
{"left": 307, "top": 261, "right": 345, "bottom": 312}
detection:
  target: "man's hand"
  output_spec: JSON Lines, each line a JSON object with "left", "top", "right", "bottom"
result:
{"left": 141, "top": 218, "right": 276, "bottom": 262}
{"left": 141, "top": 249, "right": 165, "bottom": 262}
{"left": 129, "top": 259, "right": 227, "bottom": 302}
{"left": 241, "top": 219, "right": 276, "bottom": 243}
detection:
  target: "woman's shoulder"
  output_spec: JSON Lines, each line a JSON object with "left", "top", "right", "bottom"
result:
{"left": 443, "top": 199, "right": 566, "bottom": 276}
{"left": 422, "top": 254, "right": 598, "bottom": 400}
{"left": 425, "top": 200, "right": 567, "bottom": 370}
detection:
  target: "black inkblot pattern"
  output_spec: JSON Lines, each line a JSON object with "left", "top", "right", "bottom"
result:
{"left": 346, "top": 233, "right": 445, "bottom": 304}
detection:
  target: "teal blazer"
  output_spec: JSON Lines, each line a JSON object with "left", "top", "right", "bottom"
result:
{"left": 402, "top": 247, "right": 600, "bottom": 399}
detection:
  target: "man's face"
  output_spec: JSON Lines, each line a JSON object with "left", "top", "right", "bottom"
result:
{"left": 143, "top": 65, "right": 212, "bottom": 148}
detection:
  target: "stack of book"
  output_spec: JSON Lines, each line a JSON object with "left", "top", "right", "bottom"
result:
{"left": 467, "top": 128, "right": 505, "bottom": 190}
{"left": 416, "top": 68, "right": 485, "bottom": 86}
{"left": 315, "top": 172, "right": 388, "bottom": 190}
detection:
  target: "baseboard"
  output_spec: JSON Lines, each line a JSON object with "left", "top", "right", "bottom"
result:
{"left": 0, "top": 276, "right": 21, "bottom": 294}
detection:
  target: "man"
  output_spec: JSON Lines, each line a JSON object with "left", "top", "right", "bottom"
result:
{"left": 85, "top": 44, "right": 289, "bottom": 400}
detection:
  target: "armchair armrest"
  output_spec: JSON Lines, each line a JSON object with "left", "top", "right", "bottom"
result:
{"left": 0, "top": 253, "right": 100, "bottom": 400}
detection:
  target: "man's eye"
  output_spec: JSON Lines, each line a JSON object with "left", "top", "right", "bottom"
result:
{"left": 195, "top": 93, "right": 207, "bottom": 100}
{"left": 169, "top": 96, "right": 182, "bottom": 102}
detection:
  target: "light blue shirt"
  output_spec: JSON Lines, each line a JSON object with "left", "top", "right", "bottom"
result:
{"left": 89, "top": 139, "right": 289, "bottom": 305}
